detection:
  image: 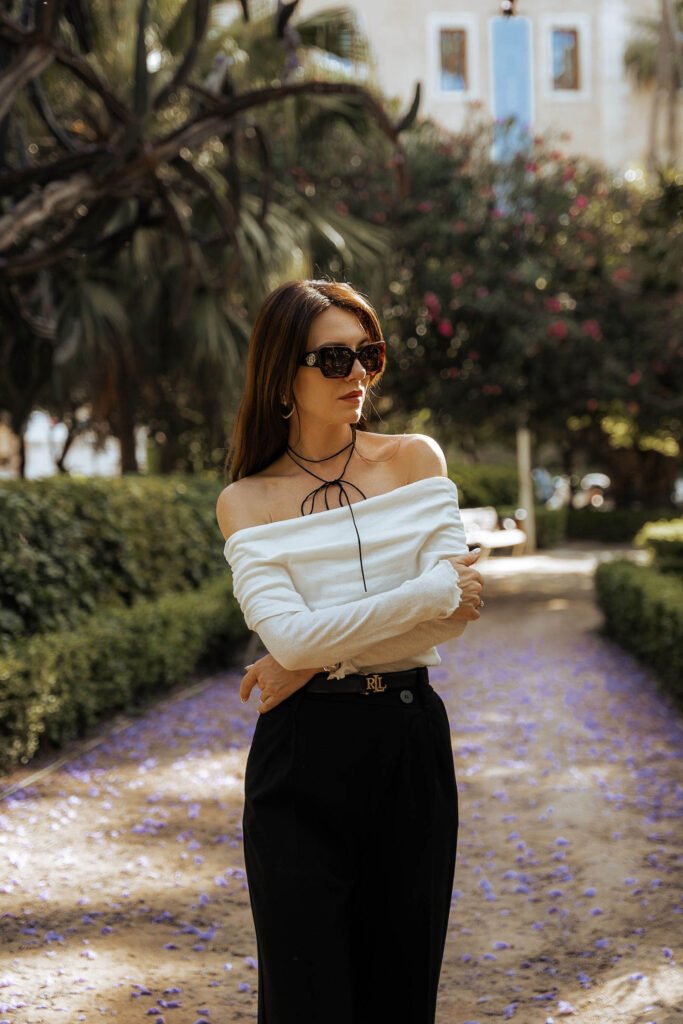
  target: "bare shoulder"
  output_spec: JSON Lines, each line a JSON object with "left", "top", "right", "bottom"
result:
{"left": 215, "top": 477, "right": 270, "bottom": 541}
{"left": 398, "top": 433, "right": 448, "bottom": 483}
{"left": 356, "top": 430, "right": 448, "bottom": 485}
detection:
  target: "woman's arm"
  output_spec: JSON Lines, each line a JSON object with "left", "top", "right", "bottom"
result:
{"left": 340, "top": 616, "right": 469, "bottom": 672}
{"left": 232, "top": 557, "right": 463, "bottom": 672}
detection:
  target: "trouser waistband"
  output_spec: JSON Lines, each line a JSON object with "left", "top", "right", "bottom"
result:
{"left": 305, "top": 666, "right": 429, "bottom": 696}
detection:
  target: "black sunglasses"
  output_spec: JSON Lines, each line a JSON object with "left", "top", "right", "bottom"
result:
{"left": 300, "top": 341, "right": 386, "bottom": 379}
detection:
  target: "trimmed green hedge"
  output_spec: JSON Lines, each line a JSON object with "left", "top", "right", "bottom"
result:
{"left": 448, "top": 464, "right": 518, "bottom": 507}
{"left": 594, "top": 560, "right": 683, "bottom": 700}
{"left": 0, "top": 573, "right": 248, "bottom": 769}
{"left": 567, "top": 507, "right": 680, "bottom": 543}
{"left": 0, "top": 474, "right": 223, "bottom": 649}
{"left": 635, "top": 518, "right": 683, "bottom": 575}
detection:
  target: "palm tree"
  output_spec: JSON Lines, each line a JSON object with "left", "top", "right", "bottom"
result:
{"left": 624, "top": 0, "right": 683, "bottom": 168}
{"left": 0, "top": 0, "right": 418, "bottom": 474}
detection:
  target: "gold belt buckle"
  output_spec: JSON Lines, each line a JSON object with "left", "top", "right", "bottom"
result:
{"left": 362, "top": 673, "right": 387, "bottom": 696}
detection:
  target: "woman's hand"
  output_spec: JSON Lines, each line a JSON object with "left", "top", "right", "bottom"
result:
{"left": 240, "top": 654, "right": 318, "bottom": 714}
{"left": 446, "top": 548, "right": 484, "bottom": 621}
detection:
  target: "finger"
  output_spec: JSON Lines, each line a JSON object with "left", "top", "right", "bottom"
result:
{"left": 240, "top": 665, "right": 258, "bottom": 703}
{"left": 258, "top": 692, "right": 279, "bottom": 715}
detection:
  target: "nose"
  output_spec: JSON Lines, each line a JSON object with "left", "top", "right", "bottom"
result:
{"left": 347, "top": 356, "right": 367, "bottom": 382}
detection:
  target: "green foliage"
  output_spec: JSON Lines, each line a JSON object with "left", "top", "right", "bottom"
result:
{"left": 567, "top": 507, "right": 681, "bottom": 542}
{"left": 0, "top": 474, "right": 224, "bottom": 648}
{"left": 448, "top": 463, "right": 518, "bottom": 507}
{"left": 635, "top": 517, "right": 683, "bottom": 574}
{"left": 307, "top": 115, "right": 681, "bottom": 498}
{"left": 594, "top": 560, "right": 683, "bottom": 701}
{"left": 0, "top": 574, "right": 248, "bottom": 769}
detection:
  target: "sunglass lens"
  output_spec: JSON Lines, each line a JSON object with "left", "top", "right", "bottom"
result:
{"left": 319, "top": 348, "right": 353, "bottom": 377}
{"left": 359, "top": 344, "right": 385, "bottom": 374}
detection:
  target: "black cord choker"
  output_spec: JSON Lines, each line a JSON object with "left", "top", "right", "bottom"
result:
{"left": 285, "top": 429, "right": 368, "bottom": 592}
{"left": 287, "top": 437, "right": 354, "bottom": 464}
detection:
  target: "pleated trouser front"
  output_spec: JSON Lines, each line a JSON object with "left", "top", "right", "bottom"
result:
{"left": 242, "top": 675, "right": 459, "bottom": 1024}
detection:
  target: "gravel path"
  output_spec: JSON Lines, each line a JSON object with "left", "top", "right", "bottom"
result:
{"left": 1, "top": 543, "right": 682, "bottom": 1024}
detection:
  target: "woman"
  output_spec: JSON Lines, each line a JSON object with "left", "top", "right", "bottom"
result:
{"left": 216, "top": 279, "right": 484, "bottom": 1024}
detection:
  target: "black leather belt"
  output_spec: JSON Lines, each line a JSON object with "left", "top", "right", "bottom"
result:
{"left": 305, "top": 666, "right": 429, "bottom": 696}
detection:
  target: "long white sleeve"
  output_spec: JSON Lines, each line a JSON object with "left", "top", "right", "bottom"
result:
{"left": 236, "top": 558, "right": 462, "bottom": 671}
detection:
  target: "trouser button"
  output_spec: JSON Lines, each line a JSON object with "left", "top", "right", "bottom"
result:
{"left": 400, "top": 689, "right": 414, "bottom": 704}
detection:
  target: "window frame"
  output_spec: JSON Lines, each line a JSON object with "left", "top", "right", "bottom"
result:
{"left": 427, "top": 13, "right": 480, "bottom": 102}
{"left": 540, "top": 13, "right": 591, "bottom": 102}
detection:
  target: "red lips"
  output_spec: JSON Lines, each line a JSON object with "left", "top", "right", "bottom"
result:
{"left": 340, "top": 389, "right": 363, "bottom": 399}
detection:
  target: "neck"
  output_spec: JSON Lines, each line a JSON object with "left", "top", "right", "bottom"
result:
{"left": 287, "top": 419, "right": 356, "bottom": 462}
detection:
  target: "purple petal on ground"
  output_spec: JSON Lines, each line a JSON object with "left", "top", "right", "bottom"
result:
{"left": 238, "top": 982, "right": 250, "bottom": 992}
{"left": 662, "top": 947, "right": 673, "bottom": 958}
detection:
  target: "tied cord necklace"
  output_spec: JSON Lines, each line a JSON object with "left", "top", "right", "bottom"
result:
{"left": 285, "top": 427, "right": 369, "bottom": 592}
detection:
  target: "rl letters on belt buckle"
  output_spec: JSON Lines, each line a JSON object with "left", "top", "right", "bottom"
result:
{"left": 361, "top": 673, "right": 387, "bottom": 696}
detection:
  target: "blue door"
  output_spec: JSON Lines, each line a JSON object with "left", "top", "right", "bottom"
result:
{"left": 490, "top": 16, "right": 533, "bottom": 161}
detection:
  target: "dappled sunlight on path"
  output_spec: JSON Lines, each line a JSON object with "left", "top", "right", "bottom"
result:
{"left": 1, "top": 543, "right": 681, "bottom": 1023}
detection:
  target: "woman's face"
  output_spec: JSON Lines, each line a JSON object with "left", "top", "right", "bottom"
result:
{"left": 291, "top": 305, "right": 375, "bottom": 426}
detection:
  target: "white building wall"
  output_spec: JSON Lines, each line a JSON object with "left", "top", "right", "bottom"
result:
{"left": 298, "top": 0, "right": 681, "bottom": 170}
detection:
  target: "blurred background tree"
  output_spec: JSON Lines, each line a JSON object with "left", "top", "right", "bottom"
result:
{"left": 300, "top": 115, "right": 682, "bottom": 506}
{"left": 0, "top": 0, "right": 414, "bottom": 474}
{"left": 624, "top": 0, "right": 683, "bottom": 169}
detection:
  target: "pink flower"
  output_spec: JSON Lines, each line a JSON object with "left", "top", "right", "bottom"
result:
{"left": 612, "top": 267, "right": 632, "bottom": 283}
{"left": 476, "top": 286, "right": 489, "bottom": 299}
{"left": 562, "top": 167, "right": 576, "bottom": 183}
{"left": 582, "top": 319, "right": 603, "bottom": 341}
{"left": 438, "top": 319, "right": 454, "bottom": 337}
{"left": 548, "top": 320, "right": 568, "bottom": 340}
{"left": 423, "top": 291, "right": 441, "bottom": 314}
{"left": 525, "top": 162, "right": 539, "bottom": 173}
{"left": 575, "top": 194, "right": 588, "bottom": 209}
{"left": 453, "top": 220, "right": 468, "bottom": 233}
{"left": 450, "top": 271, "right": 465, "bottom": 288}
{"left": 492, "top": 207, "right": 505, "bottom": 219}
{"left": 544, "top": 297, "right": 562, "bottom": 313}
{"left": 417, "top": 200, "right": 433, "bottom": 213}
{"left": 522, "top": 212, "right": 536, "bottom": 225}
{"left": 586, "top": 398, "right": 599, "bottom": 411}
{"left": 335, "top": 201, "right": 348, "bottom": 216}
{"left": 627, "top": 370, "right": 642, "bottom": 386}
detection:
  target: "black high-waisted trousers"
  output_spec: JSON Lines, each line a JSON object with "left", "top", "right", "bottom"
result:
{"left": 242, "top": 672, "right": 458, "bottom": 1024}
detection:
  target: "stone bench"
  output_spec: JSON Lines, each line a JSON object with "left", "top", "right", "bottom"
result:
{"left": 460, "top": 506, "right": 527, "bottom": 558}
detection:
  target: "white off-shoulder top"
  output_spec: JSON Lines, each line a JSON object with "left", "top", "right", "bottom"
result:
{"left": 223, "top": 475, "right": 469, "bottom": 679}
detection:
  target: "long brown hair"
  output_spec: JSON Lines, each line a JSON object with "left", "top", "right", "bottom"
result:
{"left": 225, "top": 279, "right": 385, "bottom": 482}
